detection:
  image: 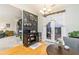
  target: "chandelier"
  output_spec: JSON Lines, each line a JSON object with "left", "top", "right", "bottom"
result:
{"left": 40, "top": 8, "right": 52, "bottom": 15}
{"left": 40, "top": 4, "right": 55, "bottom": 15}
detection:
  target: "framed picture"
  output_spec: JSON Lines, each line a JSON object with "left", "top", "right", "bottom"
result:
{"left": 6, "top": 24, "right": 10, "bottom": 28}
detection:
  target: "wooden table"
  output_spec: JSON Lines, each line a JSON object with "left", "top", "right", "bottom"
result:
{"left": 46, "top": 44, "right": 79, "bottom": 55}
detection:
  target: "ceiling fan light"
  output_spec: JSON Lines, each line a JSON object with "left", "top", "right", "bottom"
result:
{"left": 40, "top": 10, "right": 44, "bottom": 14}
{"left": 48, "top": 8, "right": 52, "bottom": 12}
{"left": 43, "top": 8, "right": 47, "bottom": 11}
{"left": 44, "top": 11, "right": 48, "bottom": 14}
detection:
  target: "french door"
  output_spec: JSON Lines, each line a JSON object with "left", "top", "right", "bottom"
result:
{"left": 46, "top": 20, "right": 55, "bottom": 42}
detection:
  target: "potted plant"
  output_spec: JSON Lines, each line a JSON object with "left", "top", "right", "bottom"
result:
{"left": 68, "top": 31, "right": 79, "bottom": 38}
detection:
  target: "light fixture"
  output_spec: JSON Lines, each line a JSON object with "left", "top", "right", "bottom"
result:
{"left": 40, "top": 10, "right": 44, "bottom": 14}
{"left": 40, "top": 8, "right": 52, "bottom": 15}
{"left": 46, "top": 8, "right": 51, "bottom": 12}
{"left": 40, "top": 4, "right": 55, "bottom": 15}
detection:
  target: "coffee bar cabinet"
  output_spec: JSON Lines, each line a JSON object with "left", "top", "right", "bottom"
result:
{"left": 23, "top": 11, "right": 39, "bottom": 47}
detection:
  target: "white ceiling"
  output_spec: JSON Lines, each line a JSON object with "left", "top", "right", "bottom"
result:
{"left": 32, "top": 4, "right": 64, "bottom": 15}
{"left": 0, "top": 4, "right": 64, "bottom": 20}
{"left": 12, "top": 4, "right": 64, "bottom": 16}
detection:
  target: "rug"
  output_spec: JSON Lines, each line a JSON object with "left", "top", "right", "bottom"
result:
{"left": 30, "top": 42, "right": 41, "bottom": 49}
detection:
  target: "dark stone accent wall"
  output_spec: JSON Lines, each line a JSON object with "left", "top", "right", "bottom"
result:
{"left": 23, "top": 10, "right": 39, "bottom": 47}
{"left": 23, "top": 11, "right": 38, "bottom": 32}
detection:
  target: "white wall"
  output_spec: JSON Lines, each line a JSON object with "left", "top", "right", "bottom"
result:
{"left": 11, "top": 4, "right": 79, "bottom": 37}
{"left": 0, "top": 4, "right": 22, "bottom": 20}
{"left": 63, "top": 4, "right": 79, "bottom": 36}
{"left": 41, "top": 13, "right": 65, "bottom": 40}
{"left": 0, "top": 18, "right": 18, "bottom": 33}
{"left": 0, "top": 4, "right": 22, "bottom": 33}
{"left": 38, "top": 15, "right": 43, "bottom": 32}
{"left": 39, "top": 4, "right": 79, "bottom": 39}
{"left": 11, "top": 4, "right": 39, "bottom": 15}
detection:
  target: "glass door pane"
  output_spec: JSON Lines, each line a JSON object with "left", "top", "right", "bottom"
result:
{"left": 46, "top": 22, "right": 51, "bottom": 39}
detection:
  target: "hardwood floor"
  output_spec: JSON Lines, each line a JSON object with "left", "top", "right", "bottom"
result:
{"left": 0, "top": 42, "right": 47, "bottom": 55}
